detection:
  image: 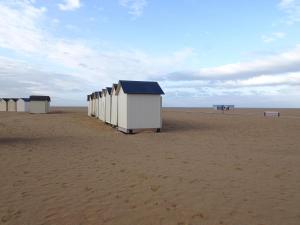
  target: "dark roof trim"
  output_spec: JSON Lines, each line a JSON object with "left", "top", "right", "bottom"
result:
{"left": 29, "top": 95, "right": 51, "bottom": 101}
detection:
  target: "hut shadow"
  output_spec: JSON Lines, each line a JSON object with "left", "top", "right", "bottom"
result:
{"left": 162, "top": 117, "right": 211, "bottom": 133}
{"left": 0, "top": 136, "right": 67, "bottom": 145}
{"left": 48, "top": 110, "right": 71, "bottom": 114}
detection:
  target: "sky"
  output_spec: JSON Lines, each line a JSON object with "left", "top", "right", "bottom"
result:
{"left": 0, "top": 0, "right": 300, "bottom": 107}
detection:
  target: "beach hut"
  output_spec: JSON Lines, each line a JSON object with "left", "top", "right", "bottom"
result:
{"left": 17, "top": 98, "right": 29, "bottom": 112}
{"left": 101, "top": 89, "right": 106, "bottom": 122}
{"left": 0, "top": 98, "right": 8, "bottom": 111}
{"left": 7, "top": 98, "right": 17, "bottom": 112}
{"left": 116, "top": 80, "right": 164, "bottom": 133}
{"left": 105, "top": 87, "right": 112, "bottom": 124}
{"left": 95, "top": 92, "right": 100, "bottom": 118}
{"left": 87, "top": 94, "right": 92, "bottom": 116}
{"left": 91, "top": 92, "right": 95, "bottom": 117}
{"left": 111, "top": 84, "right": 118, "bottom": 127}
{"left": 98, "top": 91, "right": 103, "bottom": 121}
{"left": 29, "top": 96, "right": 51, "bottom": 114}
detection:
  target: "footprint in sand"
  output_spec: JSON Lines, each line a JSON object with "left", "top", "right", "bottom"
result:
{"left": 192, "top": 212, "right": 204, "bottom": 219}
{"left": 150, "top": 185, "right": 160, "bottom": 192}
{"left": 189, "top": 179, "right": 198, "bottom": 184}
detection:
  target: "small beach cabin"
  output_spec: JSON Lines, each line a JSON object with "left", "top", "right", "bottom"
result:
{"left": 105, "top": 87, "right": 112, "bottom": 124}
{"left": 0, "top": 98, "right": 8, "bottom": 111}
{"left": 101, "top": 89, "right": 106, "bottom": 122}
{"left": 29, "top": 96, "right": 51, "bottom": 114}
{"left": 116, "top": 80, "right": 164, "bottom": 133}
{"left": 7, "top": 98, "right": 17, "bottom": 112}
{"left": 111, "top": 84, "right": 118, "bottom": 127}
{"left": 98, "top": 91, "right": 103, "bottom": 121}
{"left": 87, "top": 94, "right": 92, "bottom": 116}
{"left": 17, "top": 98, "right": 30, "bottom": 112}
{"left": 95, "top": 92, "right": 100, "bottom": 118}
{"left": 91, "top": 92, "right": 95, "bottom": 117}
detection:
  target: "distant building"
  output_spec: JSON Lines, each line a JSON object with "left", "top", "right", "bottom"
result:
{"left": 17, "top": 98, "right": 30, "bottom": 112}
{"left": 87, "top": 94, "right": 92, "bottom": 116}
{"left": 29, "top": 96, "right": 51, "bottom": 114}
{"left": 95, "top": 92, "right": 100, "bottom": 118}
{"left": 101, "top": 89, "right": 106, "bottom": 122}
{"left": 213, "top": 105, "right": 235, "bottom": 111}
{"left": 98, "top": 91, "right": 103, "bottom": 121}
{"left": 116, "top": 80, "right": 164, "bottom": 133}
{"left": 0, "top": 98, "right": 8, "bottom": 111}
{"left": 105, "top": 87, "right": 112, "bottom": 124}
{"left": 7, "top": 98, "right": 18, "bottom": 112}
{"left": 111, "top": 84, "right": 118, "bottom": 127}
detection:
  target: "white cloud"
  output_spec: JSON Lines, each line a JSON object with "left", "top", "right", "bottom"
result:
{"left": 278, "top": 0, "right": 300, "bottom": 24}
{"left": 58, "top": 0, "right": 81, "bottom": 11}
{"left": 261, "top": 32, "right": 286, "bottom": 43}
{"left": 119, "top": 0, "right": 148, "bottom": 17}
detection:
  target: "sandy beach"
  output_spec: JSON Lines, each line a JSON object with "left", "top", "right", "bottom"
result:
{"left": 0, "top": 107, "right": 300, "bottom": 225}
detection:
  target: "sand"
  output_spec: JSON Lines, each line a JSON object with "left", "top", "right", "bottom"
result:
{"left": 0, "top": 107, "right": 300, "bottom": 225}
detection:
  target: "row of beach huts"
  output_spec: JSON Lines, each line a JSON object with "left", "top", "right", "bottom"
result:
{"left": 87, "top": 80, "right": 164, "bottom": 133}
{"left": 0, "top": 96, "right": 51, "bottom": 113}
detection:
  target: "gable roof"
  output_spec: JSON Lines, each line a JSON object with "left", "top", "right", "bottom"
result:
{"left": 117, "top": 80, "right": 164, "bottom": 95}
{"left": 22, "top": 98, "right": 30, "bottom": 102}
{"left": 17, "top": 98, "right": 30, "bottom": 102}
{"left": 106, "top": 87, "right": 112, "bottom": 95}
{"left": 8, "top": 98, "right": 18, "bottom": 102}
{"left": 29, "top": 95, "right": 51, "bottom": 101}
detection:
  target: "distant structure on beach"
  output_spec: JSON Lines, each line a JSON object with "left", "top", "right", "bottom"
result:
{"left": 0, "top": 96, "right": 50, "bottom": 113}
{"left": 264, "top": 111, "right": 280, "bottom": 117}
{"left": 87, "top": 80, "right": 164, "bottom": 134}
{"left": 7, "top": 98, "right": 18, "bottom": 112}
{"left": 213, "top": 105, "right": 235, "bottom": 111}
{"left": 17, "top": 98, "right": 30, "bottom": 112}
{"left": 0, "top": 98, "right": 8, "bottom": 111}
{"left": 29, "top": 96, "right": 51, "bottom": 114}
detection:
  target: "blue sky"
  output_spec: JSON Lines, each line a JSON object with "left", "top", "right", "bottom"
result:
{"left": 0, "top": 0, "right": 300, "bottom": 107}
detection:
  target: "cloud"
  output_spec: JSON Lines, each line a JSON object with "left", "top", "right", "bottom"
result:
{"left": 278, "top": 0, "right": 300, "bottom": 24}
{"left": 261, "top": 32, "right": 286, "bottom": 43}
{"left": 0, "top": 56, "right": 91, "bottom": 106}
{"left": 119, "top": 0, "right": 148, "bottom": 17}
{"left": 58, "top": 0, "right": 81, "bottom": 11}
{"left": 157, "top": 45, "right": 300, "bottom": 82}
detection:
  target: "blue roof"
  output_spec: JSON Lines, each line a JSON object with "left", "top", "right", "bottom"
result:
{"left": 118, "top": 80, "right": 164, "bottom": 95}
{"left": 29, "top": 96, "right": 51, "bottom": 101}
{"left": 106, "top": 87, "right": 112, "bottom": 95}
{"left": 21, "top": 98, "right": 30, "bottom": 102}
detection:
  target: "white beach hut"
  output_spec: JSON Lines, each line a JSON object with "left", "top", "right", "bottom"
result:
{"left": 116, "top": 80, "right": 164, "bottom": 133}
{"left": 29, "top": 96, "right": 51, "bottom": 114}
{"left": 101, "top": 89, "right": 106, "bottom": 122}
{"left": 0, "top": 98, "right": 8, "bottom": 111}
{"left": 87, "top": 94, "right": 92, "bottom": 116}
{"left": 17, "top": 98, "right": 30, "bottom": 112}
{"left": 7, "top": 98, "right": 17, "bottom": 112}
{"left": 111, "top": 84, "right": 118, "bottom": 127}
{"left": 95, "top": 92, "right": 100, "bottom": 118}
{"left": 98, "top": 91, "right": 103, "bottom": 121}
{"left": 105, "top": 87, "right": 112, "bottom": 124}
{"left": 91, "top": 92, "right": 96, "bottom": 117}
